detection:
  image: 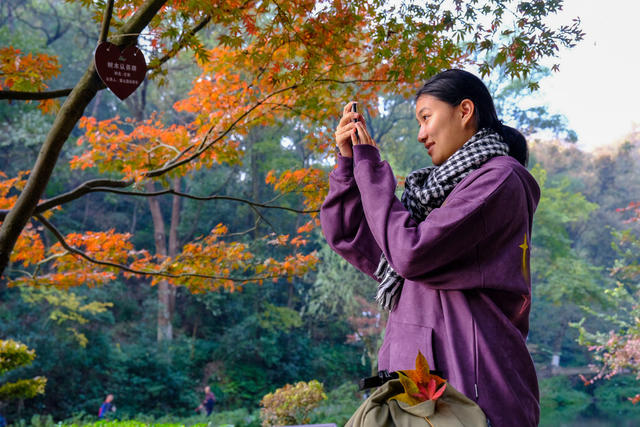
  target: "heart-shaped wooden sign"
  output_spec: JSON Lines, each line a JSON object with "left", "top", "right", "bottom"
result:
{"left": 94, "top": 41, "right": 147, "bottom": 100}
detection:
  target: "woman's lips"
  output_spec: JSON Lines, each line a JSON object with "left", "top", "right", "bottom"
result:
{"left": 425, "top": 142, "right": 434, "bottom": 155}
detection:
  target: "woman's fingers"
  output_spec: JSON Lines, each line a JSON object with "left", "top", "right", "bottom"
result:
{"left": 352, "top": 121, "right": 376, "bottom": 146}
{"left": 342, "top": 101, "right": 356, "bottom": 115}
{"left": 335, "top": 102, "right": 372, "bottom": 157}
{"left": 335, "top": 125, "right": 355, "bottom": 146}
{"left": 338, "top": 112, "right": 365, "bottom": 128}
{"left": 335, "top": 121, "right": 355, "bottom": 137}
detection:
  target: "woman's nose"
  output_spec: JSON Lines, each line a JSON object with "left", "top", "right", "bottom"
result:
{"left": 418, "top": 127, "right": 427, "bottom": 143}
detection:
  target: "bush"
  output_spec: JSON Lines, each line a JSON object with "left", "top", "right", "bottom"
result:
{"left": 593, "top": 375, "right": 640, "bottom": 420}
{"left": 209, "top": 408, "right": 260, "bottom": 427}
{"left": 308, "top": 381, "right": 362, "bottom": 425}
{"left": 539, "top": 376, "right": 590, "bottom": 426}
{"left": 260, "top": 380, "right": 326, "bottom": 426}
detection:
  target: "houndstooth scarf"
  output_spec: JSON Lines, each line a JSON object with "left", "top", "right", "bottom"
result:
{"left": 373, "top": 128, "right": 509, "bottom": 310}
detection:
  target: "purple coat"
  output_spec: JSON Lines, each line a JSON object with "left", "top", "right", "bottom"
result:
{"left": 320, "top": 145, "right": 540, "bottom": 427}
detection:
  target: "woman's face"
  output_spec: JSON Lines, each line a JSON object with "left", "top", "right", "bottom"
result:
{"left": 415, "top": 94, "right": 476, "bottom": 166}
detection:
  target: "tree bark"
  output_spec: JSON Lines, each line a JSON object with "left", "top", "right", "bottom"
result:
{"left": 147, "top": 181, "right": 171, "bottom": 341}
{"left": 167, "top": 176, "right": 181, "bottom": 335}
{"left": 0, "top": 0, "right": 168, "bottom": 276}
{"left": 148, "top": 176, "right": 181, "bottom": 342}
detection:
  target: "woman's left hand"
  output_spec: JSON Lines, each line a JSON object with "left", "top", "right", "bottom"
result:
{"left": 351, "top": 118, "right": 378, "bottom": 149}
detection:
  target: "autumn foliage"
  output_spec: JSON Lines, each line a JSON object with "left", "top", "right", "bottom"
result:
{"left": 1, "top": 1, "right": 584, "bottom": 300}
{"left": 0, "top": 46, "right": 60, "bottom": 113}
{"left": 260, "top": 379, "right": 327, "bottom": 426}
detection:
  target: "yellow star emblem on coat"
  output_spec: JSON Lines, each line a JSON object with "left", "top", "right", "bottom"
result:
{"left": 519, "top": 233, "right": 529, "bottom": 280}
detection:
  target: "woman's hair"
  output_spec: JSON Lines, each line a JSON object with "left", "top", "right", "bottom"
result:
{"left": 415, "top": 69, "right": 528, "bottom": 166}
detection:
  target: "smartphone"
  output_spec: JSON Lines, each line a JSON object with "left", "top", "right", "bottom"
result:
{"left": 351, "top": 102, "right": 360, "bottom": 142}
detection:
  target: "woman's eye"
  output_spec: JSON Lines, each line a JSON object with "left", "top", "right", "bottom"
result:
{"left": 423, "top": 115, "right": 430, "bottom": 121}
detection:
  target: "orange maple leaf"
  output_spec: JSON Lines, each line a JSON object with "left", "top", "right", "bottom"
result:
{"left": 390, "top": 351, "right": 447, "bottom": 407}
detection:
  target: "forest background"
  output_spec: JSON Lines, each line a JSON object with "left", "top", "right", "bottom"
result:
{"left": 1, "top": 0, "right": 640, "bottom": 426}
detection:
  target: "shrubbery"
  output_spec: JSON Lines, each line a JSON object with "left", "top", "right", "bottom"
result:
{"left": 260, "top": 380, "right": 326, "bottom": 426}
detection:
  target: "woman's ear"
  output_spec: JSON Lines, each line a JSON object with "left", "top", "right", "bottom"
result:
{"left": 459, "top": 99, "right": 475, "bottom": 128}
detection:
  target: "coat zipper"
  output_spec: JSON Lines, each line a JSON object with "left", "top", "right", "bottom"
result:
{"left": 473, "top": 317, "right": 479, "bottom": 401}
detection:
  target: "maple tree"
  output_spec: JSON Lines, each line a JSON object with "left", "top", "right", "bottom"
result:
{"left": 1, "top": 0, "right": 583, "bottom": 340}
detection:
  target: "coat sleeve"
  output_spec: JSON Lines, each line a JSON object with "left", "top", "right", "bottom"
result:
{"left": 320, "top": 154, "right": 383, "bottom": 279}
{"left": 351, "top": 145, "right": 523, "bottom": 289}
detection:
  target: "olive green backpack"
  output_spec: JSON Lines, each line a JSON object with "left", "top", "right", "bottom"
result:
{"left": 345, "top": 378, "right": 487, "bottom": 427}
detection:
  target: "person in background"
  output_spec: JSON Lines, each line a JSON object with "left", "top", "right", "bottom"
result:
{"left": 98, "top": 393, "right": 116, "bottom": 419}
{"left": 195, "top": 385, "right": 216, "bottom": 415}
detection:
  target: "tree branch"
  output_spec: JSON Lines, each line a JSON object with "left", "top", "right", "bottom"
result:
{"left": 98, "top": 0, "right": 115, "bottom": 44}
{"left": 64, "top": 186, "right": 319, "bottom": 214}
{"left": 32, "top": 213, "right": 283, "bottom": 283}
{"left": 34, "top": 178, "right": 134, "bottom": 216}
{"left": 0, "top": 180, "right": 318, "bottom": 222}
{"left": 0, "top": 89, "right": 73, "bottom": 100}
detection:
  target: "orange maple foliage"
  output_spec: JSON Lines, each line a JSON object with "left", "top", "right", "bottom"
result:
{"left": 10, "top": 223, "right": 45, "bottom": 269}
{"left": 6, "top": 216, "right": 316, "bottom": 292}
{"left": 265, "top": 168, "right": 328, "bottom": 214}
{"left": 0, "top": 170, "right": 29, "bottom": 210}
{"left": 9, "top": 229, "right": 140, "bottom": 289}
{"left": 72, "top": 114, "right": 243, "bottom": 180}
{"left": 140, "top": 223, "right": 254, "bottom": 292}
{"left": 0, "top": 46, "right": 61, "bottom": 113}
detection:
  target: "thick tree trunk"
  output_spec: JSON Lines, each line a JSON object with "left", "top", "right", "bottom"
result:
{"left": 148, "top": 177, "right": 181, "bottom": 342}
{"left": 166, "top": 177, "right": 181, "bottom": 334}
{"left": 157, "top": 280, "right": 174, "bottom": 341}
{"left": 146, "top": 181, "right": 171, "bottom": 342}
{"left": 0, "top": 0, "right": 168, "bottom": 276}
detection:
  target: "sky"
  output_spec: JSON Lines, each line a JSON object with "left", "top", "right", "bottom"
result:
{"left": 534, "top": 0, "right": 640, "bottom": 151}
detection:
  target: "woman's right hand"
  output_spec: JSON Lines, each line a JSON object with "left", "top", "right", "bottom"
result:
{"left": 334, "top": 101, "right": 365, "bottom": 158}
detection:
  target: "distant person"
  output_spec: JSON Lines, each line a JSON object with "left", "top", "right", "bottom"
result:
{"left": 98, "top": 393, "right": 116, "bottom": 419}
{"left": 195, "top": 386, "right": 216, "bottom": 415}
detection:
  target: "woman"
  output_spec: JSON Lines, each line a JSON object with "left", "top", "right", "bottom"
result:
{"left": 320, "top": 69, "right": 540, "bottom": 426}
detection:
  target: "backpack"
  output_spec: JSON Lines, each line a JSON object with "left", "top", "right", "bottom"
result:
{"left": 346, "top": 378, "right": 487, "bottom": 427}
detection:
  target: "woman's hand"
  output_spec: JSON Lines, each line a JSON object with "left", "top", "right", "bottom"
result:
{"left": 334, "top": 101, "right": 377, "bottom": 158}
